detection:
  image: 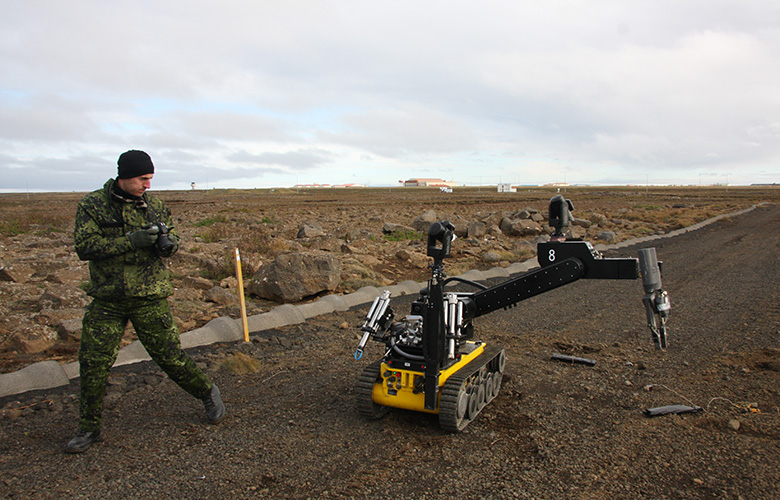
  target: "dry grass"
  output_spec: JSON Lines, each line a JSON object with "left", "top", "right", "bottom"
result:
{"left": 219, "top": 351, "right": 262, "bottom": 375}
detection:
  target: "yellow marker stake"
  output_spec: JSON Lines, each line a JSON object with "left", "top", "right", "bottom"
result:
{"left": 235, "top": 248, "right": 249, "bottom": 342}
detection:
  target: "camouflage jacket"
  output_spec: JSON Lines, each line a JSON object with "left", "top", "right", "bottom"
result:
{"left": 74, "top": 179, "right": 180, "bottom": 300}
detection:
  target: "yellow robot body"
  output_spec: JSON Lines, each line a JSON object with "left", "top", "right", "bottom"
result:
{"left": 371, "top": 341, "right": 486, "bottom": 413}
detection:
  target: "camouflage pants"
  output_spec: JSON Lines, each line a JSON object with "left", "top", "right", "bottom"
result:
{"left": 78, "top": 297, "right": 211, "bottom": 431}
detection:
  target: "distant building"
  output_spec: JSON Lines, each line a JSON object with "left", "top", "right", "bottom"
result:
{"left": 293, "top": 182, "right": 364, "bottom": 189}
{"left": 497, "top": 183, "right": 516, "bottom": 193}
{"left": 404, "top": 178, "right": 457, "bottom": 188}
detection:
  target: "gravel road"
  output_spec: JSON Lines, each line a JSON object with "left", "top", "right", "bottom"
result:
{"left": 2, "top": 204, "right": 779, "bottom": 500}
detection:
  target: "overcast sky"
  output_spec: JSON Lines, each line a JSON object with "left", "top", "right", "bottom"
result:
{"left": 2, "top": 1, "right": 779, "bottom": 192}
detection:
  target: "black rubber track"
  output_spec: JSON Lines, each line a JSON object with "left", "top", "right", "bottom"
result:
{"left": 356, "top": 360, "right": 391, "bottom": 420}
{"left": 439, "top": 344, "right": 505, "bottom": 432}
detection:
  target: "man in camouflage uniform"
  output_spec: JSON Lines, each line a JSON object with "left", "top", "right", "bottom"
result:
{"left": 65, "top": 150, "right": 225, "bottom": 454}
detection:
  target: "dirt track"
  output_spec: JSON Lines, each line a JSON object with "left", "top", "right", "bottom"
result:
{"left": 1, "top": 203, "right": 779, "bottom": 499}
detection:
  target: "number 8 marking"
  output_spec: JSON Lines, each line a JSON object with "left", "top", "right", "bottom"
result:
{"left": 548, "top": 249, "right": 556, "bottom": 262}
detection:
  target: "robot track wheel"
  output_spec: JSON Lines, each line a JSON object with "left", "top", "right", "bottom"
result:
{"left": 356, "top": 360, "right": 391, "bottom": 420}
{"left": 439, "top": 345, "right": 505, "bottom": 432}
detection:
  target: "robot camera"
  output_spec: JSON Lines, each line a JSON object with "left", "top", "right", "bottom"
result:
{"left": 548, "top": 195, "right": 574, "bottom": 237}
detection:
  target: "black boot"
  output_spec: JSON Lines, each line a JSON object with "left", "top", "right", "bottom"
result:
{"left": 202, "top": 384, "right": 225, "bottom": 423}
{"left": 65, "top": 430, "right": 102, "bottom": 454}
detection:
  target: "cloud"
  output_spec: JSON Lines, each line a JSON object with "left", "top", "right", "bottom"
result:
{"left": 2, "top": 0, "right": 780, "bottom": 191}
{"left": 227, "top": 149, "right": 334, "bottom": 170}
{"left": 319, "top": 106, "right": 478, "bottom": 158}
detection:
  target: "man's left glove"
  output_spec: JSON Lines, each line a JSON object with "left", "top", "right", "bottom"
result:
{"left": 128, "top": 226, "right": 160, "bottom": 249}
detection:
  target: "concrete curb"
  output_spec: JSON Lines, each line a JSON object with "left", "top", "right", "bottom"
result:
{"left": 0, "top": 361, "right": 71, "bottom": 397}
{"left": 0, "top": 204, "right": 765, "bottom": 399}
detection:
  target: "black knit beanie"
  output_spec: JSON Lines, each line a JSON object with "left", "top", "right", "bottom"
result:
{"left": 117, "top": 150, "right": 155, "bottom": 179}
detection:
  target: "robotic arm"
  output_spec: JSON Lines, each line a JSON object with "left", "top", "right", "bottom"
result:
{"left": 354, "top": 196, "right": 673, "bottom": 368}
{"left": 638, "top": 248, "right": 671, "bottom": 349}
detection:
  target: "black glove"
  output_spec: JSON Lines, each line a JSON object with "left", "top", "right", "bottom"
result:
{"left": 128, "top": 226, "right": 159, "bottom": 249}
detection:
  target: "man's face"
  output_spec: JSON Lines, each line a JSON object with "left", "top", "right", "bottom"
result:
{"left": 117, "top": 174, "right": 153, "bottom": 197}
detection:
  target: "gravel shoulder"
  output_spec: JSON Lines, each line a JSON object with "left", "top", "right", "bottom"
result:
{"left": 1, "top": 204, "right": 779, "bottom": 500}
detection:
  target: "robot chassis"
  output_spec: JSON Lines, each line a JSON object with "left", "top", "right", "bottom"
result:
{"left": 354, "top": 195, "right": 671, "bottom": 432}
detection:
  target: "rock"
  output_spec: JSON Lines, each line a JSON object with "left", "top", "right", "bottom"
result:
{"left": 395, "top": 249, "right": 412, "bottom": 261}
{"left": 597, "top": 231, "right": 616, "bottom": 243}
{"left": 0, "top": 265, "right": 34, "bottom": 284}
{"left": 393, "top": 249, "right": 428, "bottom": 269}
{"left": 8, "top": 325, "right": 58, "bottom": 353}
{"left": 572, "top": 218, "right": 592, "bottom": 228}
{"left": 499, "top": 217, "right": 513, "bottom": 234}
{"left": 36, "top": 308, "right": 83, "bottom": 328}
{"left": 482, "top": 251, "right": 502, "bottom": 263}
{"left": 486, "top": 224, "right": 503, "bottom": 238}
{"left": 2, "top": 407, "right": 23, "bottom": 420}
{"left": 512, "top": 240, "right": 535, "bottom": 252}
{"left": 467, "top": 221, "right": 486, "bottom": 238}
{"left": 57, "top": 318, "right": 83, "bottom": 341}
{"left": 509, "top": 220, "right": 543, "bottom": 237}
{"left": 204, "top": 286, "right": 240, "bottom": 306}
{"left": 354, "top": 254, "right": 382, "bottom": 267}
{"left": 412, "top": 210, "right": 437, "bottom": 232}
{"left": 728, "top": 419, "right": 741, "bottom": 431}
{"left": 220, "top": 276, "right": 239, "bottom": 289}
{"left": 182, "top": 276, "right": 214, "bottom": 290}
{"left": 297, "top": 223, "right": 325, "bottom": 238}
{"left": 173, "top": 287, "right": 202, "bottom": 301}
{"left": 248, "top": 252, "right": 341, "bottom": 303}
{"left": 36, "top": 285, "right": 88, "bottom": 311}
{"left": 590, "top": 213, "right": 608, "bottom": 226}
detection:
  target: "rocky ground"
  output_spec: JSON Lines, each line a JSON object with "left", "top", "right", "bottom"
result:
{"left": 0, "top": 185, "right": 769, "bottom": 374}
{"left": 1, "top": 187, "right": 779, "bottom": 499}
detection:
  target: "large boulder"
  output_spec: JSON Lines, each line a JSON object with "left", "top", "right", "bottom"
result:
{"left": 412, "top": 210, "right": 438, "bottom": 232}
{"left": 248, "top": 252, "right": 341, "bottom": 303}
{"left": 7, "top": 324, "right": 58, "bottom": 354}
{"left": 297, "top": 222, "right": 325, "bottom": 238}
{"left": 499, "top": 217, "right": 514, "bottom": 234}
{"left": 182, "top": 276, "right": 214, "bottom": 290}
